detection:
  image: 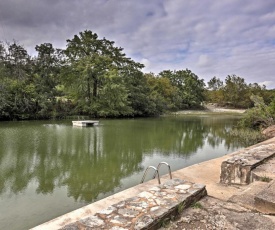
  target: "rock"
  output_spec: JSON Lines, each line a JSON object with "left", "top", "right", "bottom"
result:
{"left": 262, "top": 125, "right": 275, "bottom": 138}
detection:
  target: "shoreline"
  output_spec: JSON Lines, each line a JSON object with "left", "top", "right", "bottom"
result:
{"left": 170, "top": 105, "right": 246, "bottom": 115}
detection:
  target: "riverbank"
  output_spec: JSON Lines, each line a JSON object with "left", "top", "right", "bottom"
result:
{"left": 173, "top": 104, "right": 246, "bottom": 115}
{"left": 32, "top": 137, "right": 275, "bottom": 229}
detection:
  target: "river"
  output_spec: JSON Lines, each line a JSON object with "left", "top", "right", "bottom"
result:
{"left": 0, "top": 114, "right": 245, "bottom": 229}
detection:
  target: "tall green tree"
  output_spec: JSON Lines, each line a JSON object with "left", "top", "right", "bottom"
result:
{"left": 33, "top": 43, "right": 63, "bottom": 117}
{"left": 6, "top": 41, "right": 32, "bottom": 80}
{"left": 160, "top": 69, "right": 205, "bottom": 109}
{"left": 62, "top": 30, "right": 143, "bottom": 116}
{"left": 93, "top": 70, "right": 133, "bottom": 117}
{"left": 205, "top": 76, "right": 224, "bottom": 104}
{"left": 0, "top": 42, "right": 36, "bottom": 119}
{"left": 223, "top": 75, "right": 249, "bottom": 108}
{"left": 207, "top": 76, "right": 223, "bottom": 91}
{"left": 146, "top": 73, "right": 180, "bottom": 112}
{"left": 0, "top": 42, "right": 11, "bottom": 119}
{"left": 123, "top": 71, "right": 158, "bottom": 116}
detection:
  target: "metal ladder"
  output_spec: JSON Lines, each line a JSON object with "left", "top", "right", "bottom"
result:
{"left": 140, "top": 162, "right": 172, "bottom": 184}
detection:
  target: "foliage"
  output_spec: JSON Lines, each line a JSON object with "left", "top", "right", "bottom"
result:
{"left": 124, "top": 71, "right": 160, "bottom": 116}
{"left": 0, "top": 33, "right": 274, "bottom": 120}
{"left": 205, "top": 75, "right": 271, "bottom": 109}
{"left": 62, "top": 30, "right": 144, "bottom": 117}
{"left": 0, "top": 42, "right": 36, "bottom": 119}
{"left": 0, "top": 41, "right": 69, "bottom": 120}
{"left": 191, "top": 202, "right": 203, "bottom": 209}
{"left": 238, "top": 95, "right": 275, "bottom": 129}
{"left": 223, "top": 75, "right": 249, "bottom": 108}
{"left": 159, "top": 69, "right": 205, "bottom": 109}
{"left": 177, "top": 202, "right": 185, "bottom": 213}
{"left": 33, "top": 43, "right": 64, "bottom": 118}
{"left": 146, "top": 73, "right": 180, "bottom": 113}
{"left": 205, "top": 76, "right": 224, "bottom": 104}
{"left": 158, "top": 217, "right": 171, "bottom": 228}
{"left": 260, "top": 175, "right": 272, "bottom": 182}
{"left": 229, "top": 128, "right": 266, "bottom": 146}
{"left": 93, "top": 70, "right": 133, "bottom": 117}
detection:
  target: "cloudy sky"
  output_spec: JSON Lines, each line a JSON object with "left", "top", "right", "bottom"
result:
{"left": 0, "top": 0, "right": 275, "bottom": 88}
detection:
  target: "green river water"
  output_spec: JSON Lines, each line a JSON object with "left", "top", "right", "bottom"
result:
{"left": 0, "top": 115, "right": 246, "bottom": 229}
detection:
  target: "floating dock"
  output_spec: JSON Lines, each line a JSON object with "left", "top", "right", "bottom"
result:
{"left": 72, "top": 120, "right": 99, "bottom": 127}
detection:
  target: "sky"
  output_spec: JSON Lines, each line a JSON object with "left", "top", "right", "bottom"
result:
{"left": 0, "top": 0, "right": 275, "bottom": 89}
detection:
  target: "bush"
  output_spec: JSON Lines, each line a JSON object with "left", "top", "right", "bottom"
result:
{"left": 230, "top": 128, "right": 267, "bottom": 146}
{"left": 238, "top": 95, "right": 275, "bottom": 129}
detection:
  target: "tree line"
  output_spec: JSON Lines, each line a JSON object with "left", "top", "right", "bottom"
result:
{"left": 0, "top": 30, "right": 274, "bottom": 120}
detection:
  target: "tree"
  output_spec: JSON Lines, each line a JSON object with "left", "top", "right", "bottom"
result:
{"left": 123, "top": 71, "right": 157, "bottom": 116}
{"left": 180, "top": 69, "right": 205, "bottom": 108}
{"left": 223, "top": 75, "right": 249, "bottom": 108}
{"left": 146, "top": 73, "right": 180, "bottom": 111}
{"left": 94, "top": 70, "right": 133, "bottom": 117}
{"left": 33, "top": 43, "right": 63, "bottom": 117}
{"left": 63, "top": 30, "right": 143, "bottom": 116}
{"left": 0, "top": 42, "right": 12, "bottom": 119}
{"left": 207, "top": 76, "right": 223, "bottom": 91}
{"left": 160, "top": 69, "right": 205, "bottom": 109}
{"left": 0, "top": 42, "right": 36, "bottom": 119}
{"left": 205, "top": 77, "right": 224, "bottom": 104}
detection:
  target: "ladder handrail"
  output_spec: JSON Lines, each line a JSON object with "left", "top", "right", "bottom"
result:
{"left": 153, "top": 162, "right": 172, "bottom": 179}
{"left": 140, "top": 166, "right": 161, "bottom": 184}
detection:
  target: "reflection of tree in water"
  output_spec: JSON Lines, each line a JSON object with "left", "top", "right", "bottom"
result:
{"left": 0, "top": 125, "right": 37, "bottom": 194}
{"left": 203, "top": 115, "right": 245, "bottom": 150}
{"left": 60, "top": 135, "right": 143, "bottom": 201}
{"left": 34, "top": 125, "right": 144, "bottom": 202}
{"left": 0, "top": 116, "right": 245, "bottom": 201}
{"left": 123, "top": 116, "right": 244, "bottom": 159}
{"left": 134, "top": 117, "right": 209, "bottom": 157}
{"left": 0, "top": 124, "right": 144, "bottom": 201}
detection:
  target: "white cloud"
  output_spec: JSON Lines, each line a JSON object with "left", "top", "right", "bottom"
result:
{"left": 259, "top": 81, "right": 275, "bottom": 88}
{"left": 197, "top": 54, "right": 212, "bottom": 68}
{"left": 0, "top": 0, "right": 274, "bottom": 88}
{"left": 140, "top": 58, "right": 151, "bottom": 72}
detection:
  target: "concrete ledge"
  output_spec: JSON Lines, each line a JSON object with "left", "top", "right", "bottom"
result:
{"left": 220, "top": 143, "right": 275, "bottom": 185}
{"left": 60, "top": 179, "right": 206, "bottom": 230}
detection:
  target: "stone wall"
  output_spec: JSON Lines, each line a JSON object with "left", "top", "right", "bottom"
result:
{"left": 61, "top": 179, "right": 207, "bottom": 230}
{"left": 220, "top": 143, "right": 275, "bottom": 185}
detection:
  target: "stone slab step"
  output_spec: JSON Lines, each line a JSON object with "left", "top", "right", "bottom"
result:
{"left": 228, "top": 181, "right": 270, "bottom": 211}
{"left": 251, "top": 156, "right": 275, "bottom": 182}
{"left": 255, "top": 180, "right": 275, "bottom": 214}
{"left": 61, "top": 179, "right": 207, "bottom": 230}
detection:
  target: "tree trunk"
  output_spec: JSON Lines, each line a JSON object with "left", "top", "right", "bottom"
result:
{"left": 93, "top": 77, "right": 98, "bottom": 101}
{"left": 87, "top": 76, "right": 91, "bottom": 106}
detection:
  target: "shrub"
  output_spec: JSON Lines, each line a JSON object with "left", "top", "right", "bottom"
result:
{"left": 238, "top": 95, "right": 275, "bottom": 129}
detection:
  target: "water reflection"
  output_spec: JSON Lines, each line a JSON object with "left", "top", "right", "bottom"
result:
{"left": 0, "top": 115, "right": 243, "bottom": 204}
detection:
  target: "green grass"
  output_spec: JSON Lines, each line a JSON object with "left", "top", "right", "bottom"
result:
{"left": 260, "top": 175, "right": 272, "bottom": 182}
{"left": 191, "top": 202, "right": 203, "bottom": 209}
{"left": 229, "top": 128, "right": 267, "bottom": 146}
